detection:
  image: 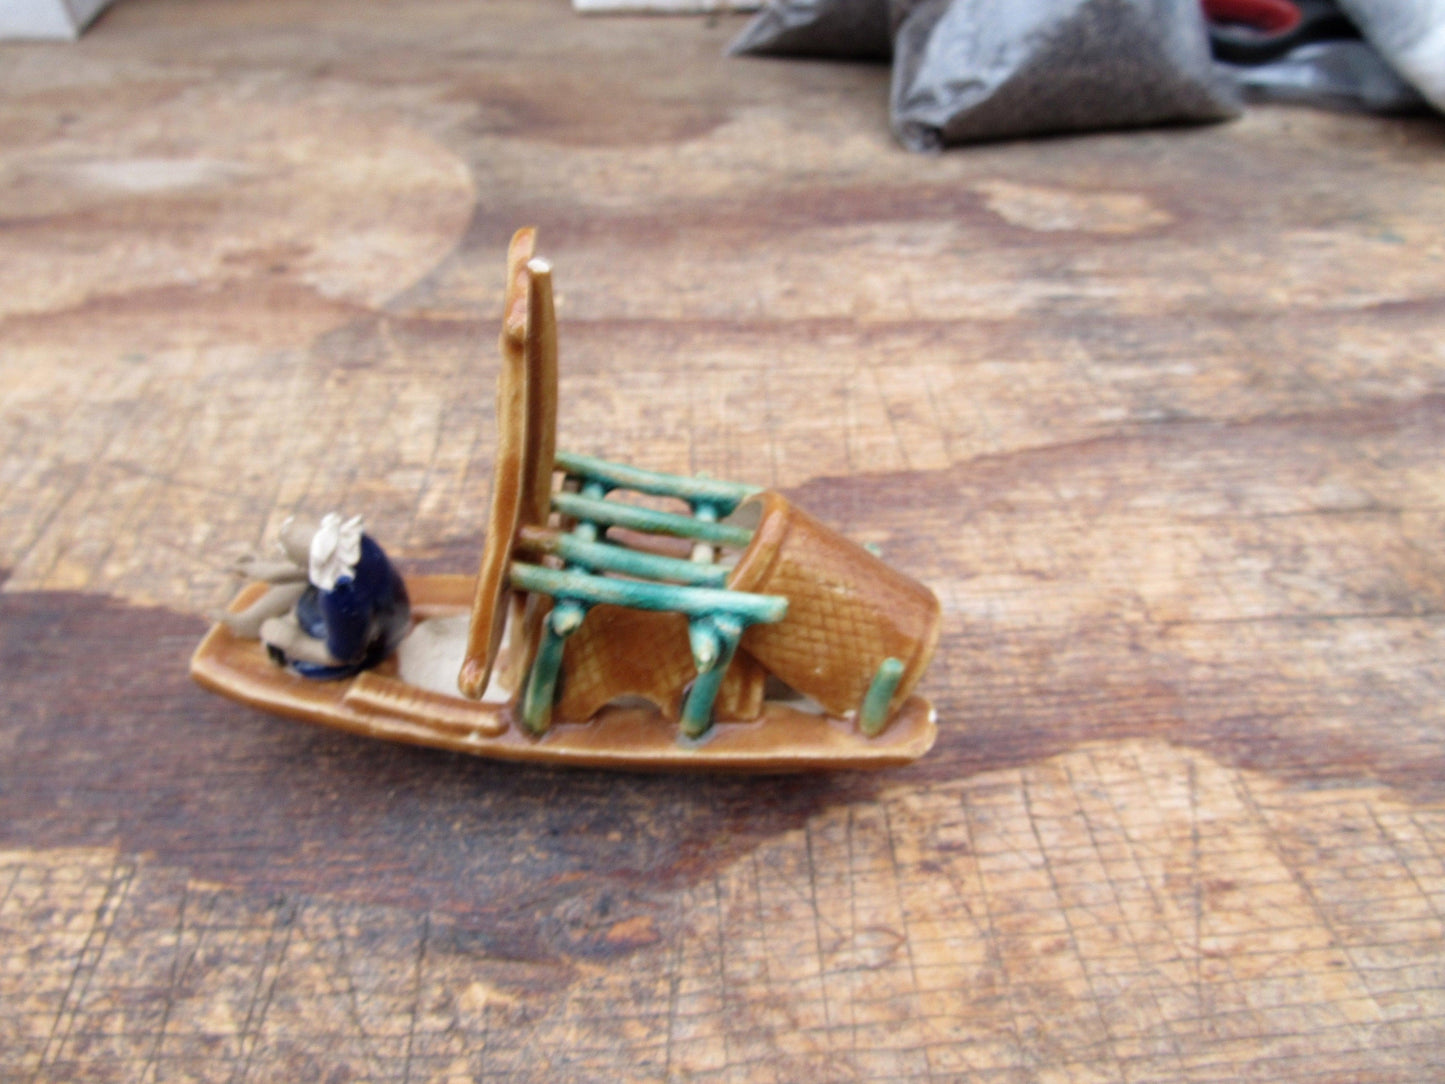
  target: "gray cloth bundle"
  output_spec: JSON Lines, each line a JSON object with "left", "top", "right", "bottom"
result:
{"left": 1335, "top": 0, "right": 1445, "bottom": 110}
{"left": 891, "top": 0, "right": 1239, "bottom": 149}
{"left": 730, "top": 0, "right": 1240, "bottom": 149}
{"left": 727, "top": 0, "right": 892, "bottom": 59}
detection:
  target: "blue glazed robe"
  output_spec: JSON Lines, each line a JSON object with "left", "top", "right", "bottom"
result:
{"left": 273, "top": 535, "right": 410, "bottom": 679}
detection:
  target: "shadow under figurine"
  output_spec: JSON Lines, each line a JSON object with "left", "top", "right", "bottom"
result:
{"left": 192, "top": 227, "right": 940, "bottom": 772}
{"left": 221, "top": 513, "right": 410, "bottom": 680}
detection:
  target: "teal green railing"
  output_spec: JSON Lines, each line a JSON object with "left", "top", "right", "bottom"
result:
{"left": 508, "top": 454, "right": 783, "bottom": 740}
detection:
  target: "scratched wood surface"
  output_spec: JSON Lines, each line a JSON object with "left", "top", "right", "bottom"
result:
{"left": 3, "top": 1, "right": 1445, "bottom": 1080}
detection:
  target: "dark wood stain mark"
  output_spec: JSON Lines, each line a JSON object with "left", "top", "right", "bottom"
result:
{"left": 0, "top": 579, "right": 866, "bottom": 955}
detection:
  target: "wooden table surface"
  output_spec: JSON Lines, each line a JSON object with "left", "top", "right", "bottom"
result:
{"left": 3, "top": 1, "right": 1444, "bottom": 1080}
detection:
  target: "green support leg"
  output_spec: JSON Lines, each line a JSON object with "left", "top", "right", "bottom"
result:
{"left": 519, "top": 600, "right": 587, "bottom": 737}
{"left": 679, "top": 615, "right": 742, "bottom": 741}
{"left": 858, "top": 656, "right": 905, "bottom": 737}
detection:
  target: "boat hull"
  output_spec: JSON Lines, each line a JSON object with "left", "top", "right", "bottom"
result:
{"left": 190, "top": 575, "right": 937, "bottom": 772}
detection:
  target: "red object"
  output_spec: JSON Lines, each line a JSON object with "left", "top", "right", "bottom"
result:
{"left": 1201, "top": 0, "right": 1302, "bottom": 34}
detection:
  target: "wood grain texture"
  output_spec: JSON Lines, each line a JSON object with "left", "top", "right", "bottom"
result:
{"left": 2, "top": 0, "right": 1444, "bottom": 1080}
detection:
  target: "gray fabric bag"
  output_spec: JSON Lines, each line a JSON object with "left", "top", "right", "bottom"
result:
{"left": 730, "top": 0, "right": 1241, "bottom": 149}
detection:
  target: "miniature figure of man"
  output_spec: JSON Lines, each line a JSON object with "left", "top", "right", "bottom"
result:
{"left": 221, "top": 513, "right": 410, "bottom": 679}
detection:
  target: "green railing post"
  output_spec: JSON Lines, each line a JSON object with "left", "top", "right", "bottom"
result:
{"left": 679, "top": 614, "right": 743, "bottom": 740}
{"left": 858, "top": 656, "right": 905, "bottom": 737}
{"left": 519, "top": 599, "right": 587, "bottom": 736}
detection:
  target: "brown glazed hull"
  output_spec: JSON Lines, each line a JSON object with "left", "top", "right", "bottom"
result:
{"left": 190, "top": 576, "right": 936, "bottom": 773}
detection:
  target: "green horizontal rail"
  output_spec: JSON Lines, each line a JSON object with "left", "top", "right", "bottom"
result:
{"left": 516, "top": 528, "right": 730, "bottom": 587}
{"left": 552, "top": 491, "right": 754, "bottom": 548}
{"left": 555, "top": 450, "right": 760, "bottom": 515}
{"left": 509, "top": 562, "right": 786, "bottom": 624}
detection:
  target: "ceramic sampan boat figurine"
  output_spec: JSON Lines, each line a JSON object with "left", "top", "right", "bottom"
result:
{"left": 192, "top": 229, "right": 942, "bottom": 771}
